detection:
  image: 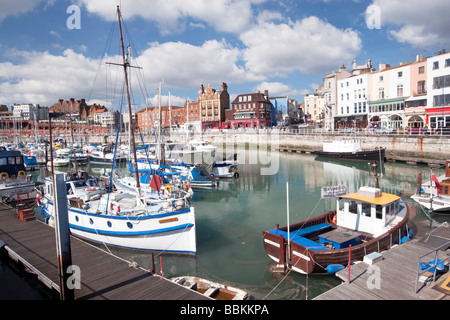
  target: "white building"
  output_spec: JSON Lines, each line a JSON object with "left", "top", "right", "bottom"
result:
{"left": 367, "top": 62, "right": 411, "bottom": 130}
{"left": 13, "top": 104, "right": 37, "bottom": 120}
{"left": 426, "top": 51, "right": 450, "bottom": 131}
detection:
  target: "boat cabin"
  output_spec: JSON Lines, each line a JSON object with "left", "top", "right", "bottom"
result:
{"left": 43, "top": 172, "right": 104, "bottom": 202}
{"left": 335, "top": 186, "right": 402, "bottom": 237}
{"left": 439, "top": 160, "right": 450, "bottom": 196}
{"left": 0, "top": 149, "right": 27, "bottom": 178}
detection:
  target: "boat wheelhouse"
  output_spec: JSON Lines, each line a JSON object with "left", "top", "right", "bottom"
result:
{"left": 315, "top": 139, "right": 385, "bottom": 161}
{"left": 0, "top": 148, "right": 35, "bottom": 201}
{"left": 262, "top": 186, "right": 410, "bottom": 274}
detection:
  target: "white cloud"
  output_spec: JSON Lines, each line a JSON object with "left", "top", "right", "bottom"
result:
{"left": 371, "top": 0, "right": 450, "bottom": 49}
{"left": 0, "top": 49, "right": 104, "bottom": 105}
{"left": 240, "top": 16, "right": 362, "bottom": 76}
{"left": 78, "top": 0, "right": 267, "bottom": 35}
{"left": 137, "top": 39, "right": 263, "bottom": 90}
{"left": 254, "top": 81, "right": 308, "bottom": 97}
{"left": 0, "top": 0, "right": 43, "bottom": 21}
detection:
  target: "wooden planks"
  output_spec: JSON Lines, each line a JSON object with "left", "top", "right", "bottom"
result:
{"left": 0, "top": 204, "right": 209, "bottom": 300}
{"left": 314, "top": 238, "right": 450, "bottom": 300}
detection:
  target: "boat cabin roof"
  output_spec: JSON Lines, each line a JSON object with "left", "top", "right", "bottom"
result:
{"left": 340, "top": 192, "right": 400, "bottom": 206}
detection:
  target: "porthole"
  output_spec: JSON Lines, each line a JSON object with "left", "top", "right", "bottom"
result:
{"left": 107, "top": 221, "right": 112, "bottom": 228}
{"left": 75, "top": 216, "right": 79, "bottom": 222}
{"left": 127, "top": 222, "right": 133, "bottom": 229}
{"left": 89, "top": 218, "right": 93, "bottom": 225}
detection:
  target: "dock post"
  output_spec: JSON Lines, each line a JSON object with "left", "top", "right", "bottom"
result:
{"left": 54, "top": 173, "right": 74, "bottom": 300}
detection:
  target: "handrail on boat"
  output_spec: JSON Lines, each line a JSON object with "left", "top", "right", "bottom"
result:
{"left": 414, "top": 240, "right": 450, "bottom": 294}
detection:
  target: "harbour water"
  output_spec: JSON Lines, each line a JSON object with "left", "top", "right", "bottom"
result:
{"left": 3, "top": 146, "right": 448, "bottom": 300}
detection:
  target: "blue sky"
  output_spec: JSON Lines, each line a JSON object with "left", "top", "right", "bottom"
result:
{"left": 0, "top": 0, "right": 449, "bottom": 112}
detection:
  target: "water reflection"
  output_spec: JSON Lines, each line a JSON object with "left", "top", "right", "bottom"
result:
{"left": 30, "top": 147, "right": 448, "bottom": 300}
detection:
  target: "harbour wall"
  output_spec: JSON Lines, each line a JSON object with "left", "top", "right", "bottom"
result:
{"left": 91, "top": 131, "right": 450, "bottom": 162}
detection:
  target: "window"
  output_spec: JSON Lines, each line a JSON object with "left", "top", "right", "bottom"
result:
{"left": 379, "top": 76, "right": 384, "bottom": 82}
{"left": 348, "top": 200, "right": 358, "bottom": 214}
{"left": 446, "top": 59, "right": 450, "bottom": 67}
{"left": 397, "top": 85, "right": 403, "bottom": 97}
{"left": 418, "top": 81, "right": 426, "bottom": 94}
{"left": 376, "top": 205, "right": 383, "bottom": 219}
{"left": 398, "top": 71, "right": 403, "bottom": 78}
{"left": 379, "top": 88, "right": 385, "bottom": 99}
{"left": 361, "top": 203, "right": 371, "bottom": 217}
{"left": 433, "top": 61, "right": 439, "bottom": 70}
{"left": 419, "top": 66, "right": 425, "bottom": 74}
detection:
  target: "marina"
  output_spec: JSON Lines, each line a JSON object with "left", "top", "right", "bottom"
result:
{"left": 0, "top": 144, "right": 449, "bottom": 301}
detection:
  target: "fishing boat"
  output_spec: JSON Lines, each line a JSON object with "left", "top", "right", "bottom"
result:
{"left": 37, "top": 171, "right": 197, "bottom": 254}
{"left": 262, "top": 163, "right": 411, "bottom": 274}
{"left": 411, "top": 161, "right": 450, "bottom": 214}
{"left": 315, "top": 139, "right": 385, "bottom": 162}
{"left": 172, "top": 276, "right": 249, "bottom": 300}
{"left": 0, "top": 148, "right": 36, "bottom": 201}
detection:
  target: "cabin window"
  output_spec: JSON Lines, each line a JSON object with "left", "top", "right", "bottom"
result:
{"left": 7, "top": 157, "right": 15, "bottom": 165}
{"left": 0, "top": 158, "right": 6, "bottom": 166}
{"left": 361, "top": 203, "right": 371, "bottom": 217}
{"left": 349, "top": 200, "right": 358, "bottom": 214}
{"left": 16, "top": 156, "right": 22, "bottom": 165}
{"left": 376, "top": 205, "right": 383, "bottom": 219}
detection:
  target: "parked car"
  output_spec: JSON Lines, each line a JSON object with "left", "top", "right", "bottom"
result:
{"left": 373, "top": 127, "right": 392, "bottom": 134}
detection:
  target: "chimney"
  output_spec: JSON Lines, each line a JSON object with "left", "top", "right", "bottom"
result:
{"left": 416, "top": 55, "right": 424, "bottom": 62}
{"left": 200, "top": 84, "right": 205, "bottom": 95}
{"left": 221, "top": 82, "right": 228, "bottom": 92}
{"left": 264, "top": 90, "right": 269, "bottom": 100}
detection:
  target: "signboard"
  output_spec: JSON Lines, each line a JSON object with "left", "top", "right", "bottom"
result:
{"left": 321, "top": 185, "right": 347, "bottom": 198}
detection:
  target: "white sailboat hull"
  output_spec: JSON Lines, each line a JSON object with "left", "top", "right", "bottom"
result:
{"left": 41, "top": 201, "right": 197, "bottom": 254}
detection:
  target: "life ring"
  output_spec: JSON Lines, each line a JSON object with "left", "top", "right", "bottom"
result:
{"left": 0, "top": 172, "right": 8, "bottom": 180}
{"left": 110, "top": 202, "right": 120, "bottom": 214}
{"left": 18, "top": 170, "right": 26, "bottom": 177}
{"left": 164, "top": 184, "right": 172, "bottom": 194}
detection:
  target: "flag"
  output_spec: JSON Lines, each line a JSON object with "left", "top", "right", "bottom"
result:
{"left": 150, "top": 174, "right": 162, "bottom": 192}
{"left": 431, "top": 170, "right": 441, "bottom": 194}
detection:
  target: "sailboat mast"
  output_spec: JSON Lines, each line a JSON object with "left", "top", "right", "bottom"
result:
{"left": 117, "top": 6, "right": 140, "bottom": 191}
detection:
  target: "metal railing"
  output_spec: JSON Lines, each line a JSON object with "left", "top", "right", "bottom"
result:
{"left": 414, "top": 240, "right": 450, "bottom": 294}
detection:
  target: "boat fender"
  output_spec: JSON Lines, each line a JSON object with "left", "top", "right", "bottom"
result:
{"left": 18, "top": 170, "right": 26, "bottom": 177}
{"left": 326, "top": 264, "right": 345, "bottom": 274}
{"left": 234, "top": 171, "right": 240, "bottom": 179}
{"left": 36, "top": 194, "right": 41, "bottom": 205}
{"left": 116, "top": 205, "right": 120, "bottom": 214}
{"left": 164, "top": 184, "right": 172, "bottom": 194}
{"left": 0, "top": 172, "right": 8, "bottom": 180}
{"left": 332, "top": 214, "right": 337, "bottom": 225}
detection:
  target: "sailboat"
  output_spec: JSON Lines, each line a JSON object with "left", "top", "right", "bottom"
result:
{"left": 37, "top": 6, "right": 196, "bottom": 254}
{"left": 411, "top": 160, "right": 450, "bottom": 214}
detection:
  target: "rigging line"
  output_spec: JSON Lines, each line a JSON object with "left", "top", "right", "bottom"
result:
{"left": 262, "top": 197, "right": 323, "bottom": 300}
{"left": 87, "top": 18, "right": 117, "bottom": 102}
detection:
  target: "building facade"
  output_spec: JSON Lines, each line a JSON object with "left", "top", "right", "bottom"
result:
{"left": 198, "top": 83, "right": 230, "bottom": 129}
{"left": 137, "top": 106, "right": 186, "bottom": 132}
{"left": 225, "top": 90, "right": 272, "bottom": 128}
{"left": 426, "top": 51, "right": 450, "bottom": 132}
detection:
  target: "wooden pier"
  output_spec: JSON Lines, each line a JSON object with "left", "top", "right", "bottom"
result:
{"left": 0, "top": 203, "right": 210, "bottom": 300}
{"left": 314, "top": 225, "right": 450, "bottom": 300}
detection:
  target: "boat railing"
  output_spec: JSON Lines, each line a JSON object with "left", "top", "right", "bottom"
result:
{"left": 414, "top": 240, "right": 450, "bottom": 294}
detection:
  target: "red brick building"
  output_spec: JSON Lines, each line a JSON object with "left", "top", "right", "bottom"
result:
{"left": 137, "top": 106, "right": 186, "bottom": 131}
{"left": 198, "top": 83, "right": 230, "bottom": 129}
{"left": 225, "top": 90, "right": 273, "bottom": 128}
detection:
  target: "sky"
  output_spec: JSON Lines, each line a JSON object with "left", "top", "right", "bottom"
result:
{"left": 0, "top": 0, "right": 449, "bottom": 112}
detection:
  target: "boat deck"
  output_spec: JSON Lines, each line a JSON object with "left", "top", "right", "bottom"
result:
{"left": 0, "top": 203, "right": 209, "bottom": 300}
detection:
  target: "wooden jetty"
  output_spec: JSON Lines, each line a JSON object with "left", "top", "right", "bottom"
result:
{"left": 314, "top": 225, "right": 450, "bottom": 300}
{"left": 0, "top": 203, "right": 209, "bottom": 300}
